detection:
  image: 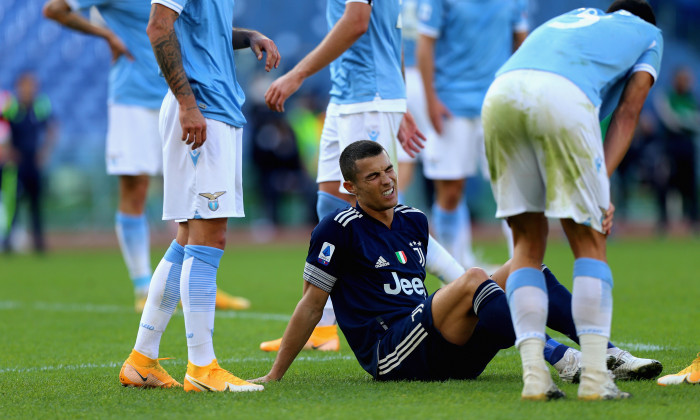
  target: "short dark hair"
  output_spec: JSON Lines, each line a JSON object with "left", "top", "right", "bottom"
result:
{"left": 340, "top": 140, "right": 386, "bottom": 182}
{"left": 607, "top": 0, "right": 656, "bottom": 25}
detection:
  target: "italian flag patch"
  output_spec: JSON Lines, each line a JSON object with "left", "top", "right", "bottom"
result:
{"left": 395, "top": 251, "right": 407, "bottom": 264}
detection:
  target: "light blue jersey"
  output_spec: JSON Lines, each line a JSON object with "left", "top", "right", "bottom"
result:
{"left": 402, "top": 0, "right": 419, "bottom": 68}
{"left": 498, "top": 8, "right": 664, "bottom": 120}
{"left": 328, "top": 0, "right": 405, "bottom": 113}
{"left": 417, "top": 0, "right": 528, "bottom": 117}
{"left": 152, "top": 0, "right": 246, "bottom": 127}
{"left": 67, "top": 0, "right": 167, "bottom": 109}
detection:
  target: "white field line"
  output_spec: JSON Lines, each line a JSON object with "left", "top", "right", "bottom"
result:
{"left": 0, "top": 355, "right": 356, "bottom": 375}
{"left": 0, "top": 300, "right": 291, "bottom": 322}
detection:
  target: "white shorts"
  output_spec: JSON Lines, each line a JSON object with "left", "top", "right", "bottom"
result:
{"left": 397, "top": 67, "right": 433, "bottom": 164}
{"left": 482, "top": 69, "right": 609, "bottom": 233}
{"left": 106, "top": 104, "right": 162, "bottom": 176}
{"left": 317, "top": 104, "right": 402, "bottom": 194}
{"left": 159, "top": 91, "right": 244, "bottom": 221}
{"left": 422, "top": 116, "right": 487, "bottom": 180}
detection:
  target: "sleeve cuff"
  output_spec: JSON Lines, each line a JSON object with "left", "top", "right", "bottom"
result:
{"left": 632, "top": 63, "right": 658, "bottom": 83}
{"left": 152, "top": 0, "right": 183, "bottom": 14}
{"left": 303, "top": 262, "right": 337, "bottom": 293}
{"left": 65, "top": 0, "right": 81, "bottom": 11}
{"left": 416, "top": 23, "right": 439, "bottom": 39}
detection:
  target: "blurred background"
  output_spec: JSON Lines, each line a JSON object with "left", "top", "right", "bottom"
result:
{"left": 1, "top": 0, "right": 699, "bottom": 251}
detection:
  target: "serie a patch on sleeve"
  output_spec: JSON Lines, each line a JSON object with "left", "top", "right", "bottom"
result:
{"left": 318, "top": 242, "right": 336, "bottom": 266}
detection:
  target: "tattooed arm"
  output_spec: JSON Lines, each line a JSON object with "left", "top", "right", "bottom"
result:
{"left": 147, "top": 4, "right": 206, "bottom": 150}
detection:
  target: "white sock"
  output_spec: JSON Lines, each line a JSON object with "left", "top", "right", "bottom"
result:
{"left": 572, "top": 276, "right": 613, "bottom": 337}
{"left": 317, "top": 297, "right": 336, "bottom": 326}
{"left": 579, "top": 334, "right": 609, "bottom": 372}
{"left": 519, "top": 337, "right": 547, "bottom": 369}
{"left": 182, "top": 245, "right": 222, "bottom": 366}
{"left": 134, "top": 241, "right": 183, "bottom": 359}
{"left": 509, "top": 286, "right": 548, "bottom": 346}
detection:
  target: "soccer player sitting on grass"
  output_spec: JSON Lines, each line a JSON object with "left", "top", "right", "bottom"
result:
{"left": 251, "top": 141, "right": 660, "bottom": 391}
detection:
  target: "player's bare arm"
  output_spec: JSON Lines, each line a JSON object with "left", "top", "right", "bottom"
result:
{"left": 43, "top": 0, "right": 133, "bottom": 62}
{"left": 603, "top": 71, "right": 654, "bottom": 176}
{"left": 250, "top": 282, "right": 328, "bottom": 383}
{"left": 231, "top": 28, "right": 281, "bottom": 72}
{"left": 416, "top": 34, "right": 451, "bottom": 134}
{"left": 264, "top": 1, "right": 371, "bottom": 112}
{"left": 147, "top": 4, "right": 206, "bottom": 150}
{"left": 512, "top": 30, "right": 528, "bottom": 51}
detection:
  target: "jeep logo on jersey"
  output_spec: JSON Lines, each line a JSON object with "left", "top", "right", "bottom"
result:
{"left": 384, "top": 272, "right": 426, "bottom": 296}
{"left": 199, "top": 191, "right": 226, "bottom": 211}
{"left": 318, "top": 242, "right": 335, "bottom": 266}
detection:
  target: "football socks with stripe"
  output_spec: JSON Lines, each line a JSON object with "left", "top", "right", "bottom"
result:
{"left": 134, "top": 240, "right": 183, "bottom": 359}
{"left": 182, "top": 245, "right": 223, "bottom": 367}
{"left": 115, "top": 212, "right": 151, "bottom": 296}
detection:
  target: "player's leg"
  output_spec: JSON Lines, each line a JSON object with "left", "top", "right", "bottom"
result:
{"left": 260, "top": 111, "right": 350, "bottom": 352}
{"left": 176, "top": 119, "right": 260, "bottom": 392}
{"left": 115, "top": 174, "right": 152, "bottom": 311}
{"left": 106, "top": 105, "right": 157, "bottom": 311}
{"left": 506, "top": 212, "right": 564, "bottom": 400}
{"left": 482, "top": 72, "right": 563, "bottom": 400}
{"left": 432, "top": 179, "right": 471, "bottom": 265}
{"left": 120, "top": 225, "right": 187, "bottom": 389}
{"left": 562, "top": 219, "right": 630, "bottom": 399}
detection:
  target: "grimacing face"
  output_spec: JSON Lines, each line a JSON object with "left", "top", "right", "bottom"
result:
{"left": 348, "top": 151, "right": 398, "bottom": 212}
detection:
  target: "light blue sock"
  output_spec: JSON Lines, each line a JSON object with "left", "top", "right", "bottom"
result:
{"left": 455, "top": 199, "right": 475, "bottom": 265}
{"left": 182, "top": 245, "right": 223, "bottom": 366}
{"left": 432, "top": 203, "right": 467, "bottom": 264}
{"left": 133, "top": 240, "right": 183, "bottom": 358}
{"left": 317, "top": 191, "right": 350, "bottom": 220}
{"left": 115, "top": 212, "right": 151, "bottom": 295}
{"left": 159, "top": 240, "right": 184, "bottom": 313}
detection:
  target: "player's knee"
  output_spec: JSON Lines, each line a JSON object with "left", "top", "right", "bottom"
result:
{"left": 453, "top": 267, "right": 490, "bottom": 299}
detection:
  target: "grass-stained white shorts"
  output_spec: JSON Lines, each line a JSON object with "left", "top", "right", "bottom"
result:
{"left": 482, "top": 69, "right": 609, "bottom": 233}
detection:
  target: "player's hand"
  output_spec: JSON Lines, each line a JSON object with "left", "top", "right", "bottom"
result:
{"left": 398, "top": 111, "right": 426, "bottom": 158}
{"left": 106, "top": 33, "right": 134, "bottom": 63}
{"left": 427, "top": 96, "right": 451, "bottom": 135}
{"left": 265, "top": 70, "right": 304, "bottom": 112}
{"left": 179, "top": 104, "right": 207, "bottom": 150}
{"left": 248, "top": 374, "right": 278, "bottom": 384}
{"left": 249, "top": 33, "right": 281, "bottom": 72}
{"left": 602, "top": 202, "right": 615, "bottom": 235}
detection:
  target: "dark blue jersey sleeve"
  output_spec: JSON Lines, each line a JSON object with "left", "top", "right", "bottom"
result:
{"left": 303, "top": 211, "right": 349, "bottom": 293}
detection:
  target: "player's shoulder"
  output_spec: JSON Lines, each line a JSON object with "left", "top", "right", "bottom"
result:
{"left": 316, "top": 206, "right": 364, "bottom": 231}
{"left": 394, "top": 204, "right": 427, "bottom": 222}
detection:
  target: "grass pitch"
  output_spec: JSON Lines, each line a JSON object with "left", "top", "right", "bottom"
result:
{"left": 1, "top": 236, "right": 699, "bottom": 418}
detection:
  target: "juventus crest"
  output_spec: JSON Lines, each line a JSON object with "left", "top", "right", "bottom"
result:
{"left": 410, "top": 241, "right": 425, "bottom": 267}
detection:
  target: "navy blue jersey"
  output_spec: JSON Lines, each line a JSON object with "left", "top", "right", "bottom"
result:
{"left": 303, "top": 203, "right": 430, "bottom": 374}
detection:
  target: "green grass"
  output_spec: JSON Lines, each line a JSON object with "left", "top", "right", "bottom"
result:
{"left": 1, "top": 237, "right": 699, "bottom": 419}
